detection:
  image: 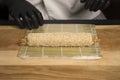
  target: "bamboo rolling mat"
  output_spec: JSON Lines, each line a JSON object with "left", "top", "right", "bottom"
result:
{"left": 18, "top": 24, "right": 101, "bottom": 59}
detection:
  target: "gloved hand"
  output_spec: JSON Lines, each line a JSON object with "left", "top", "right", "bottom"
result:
{"left": 81, "top": 0, "right": 110, "bottom": 12}
{"left": 3, "top": 0, "right": 43, "bottom": 29}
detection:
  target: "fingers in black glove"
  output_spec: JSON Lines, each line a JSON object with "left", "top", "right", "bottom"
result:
{"left": 33, "top": 10, "right": 44, "bottom": 26}
{"left": 10, "top": 14, "right": 25, "bottom": 29}
{"left": 85, "top": 0, "right": 95, "bottom": 9}
{"left": 81, "top": 0, "right": 110, "bottom": 12}
{"left": 90, "top": 0, "right": 110, "bottom": 11}
{"left": 81, "top": 0, "right": 86, "bottom": 3}
{"left": 22, "top": 15, "right": 33, "bottom": 30}
{"left": 16, "top": 17, "right": 26, "bottom": 29}
{"left": 35, "top": 11, "right": 44, "bottom": 26}
{"left": 27, "top": 12, "right": 39, "bottom": 29}
{"left": 90, "top": 0, "right": 102, "bottom": 11}
{"left": 100, "top": 0, "right": 110, "bottom": 10}
{"left": 4, "top": 0, "right": 44, "bottom": 29}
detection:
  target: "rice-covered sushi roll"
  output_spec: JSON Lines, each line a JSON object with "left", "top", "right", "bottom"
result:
{"left": 27, "top": 32, "right": 94, "bottom": 47}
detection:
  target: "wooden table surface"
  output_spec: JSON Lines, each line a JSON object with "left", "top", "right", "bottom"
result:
{"left": 0, "top": 25, "right": 120, "bottom": 80}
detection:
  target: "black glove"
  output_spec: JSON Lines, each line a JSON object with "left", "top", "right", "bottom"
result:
{"left": 81, "top": 0, "right": 110, "bottom": 12}
{"left": 3, "top": 0, "right": 43, "bottom": 29}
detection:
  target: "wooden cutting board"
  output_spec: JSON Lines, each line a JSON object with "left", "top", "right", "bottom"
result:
{"left": 0, "top": 25, "right": 120, "bottom": 80}
{"left": 0, "top": 26, "right": 26, "bottom": 50}
{"left": 97, "top": 26, "right": 120, "bottom": 51}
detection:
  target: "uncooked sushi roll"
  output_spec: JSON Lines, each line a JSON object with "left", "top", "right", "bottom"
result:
{"left": 27, "top": 32, "right": 94, "bottom": 47}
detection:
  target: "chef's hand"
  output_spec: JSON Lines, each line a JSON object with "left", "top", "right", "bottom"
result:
{"left": 3, "top": 0, "right": 43, "bottom": 29}
{"left": 80, "top": 0, "right": 110, "bottom": 12}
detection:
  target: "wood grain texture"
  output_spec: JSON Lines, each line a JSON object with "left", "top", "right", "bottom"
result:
{"left": 0, "top": 26, "right": 26, "bottom": 50}
{"left": 96, "top": 26, "right": 120, "bottom": 51}
{"left": 0, "top": 25, "right": 120, "bottom": 80}
{"left": 0, "top": 66, "right": 120, "bottom": 80}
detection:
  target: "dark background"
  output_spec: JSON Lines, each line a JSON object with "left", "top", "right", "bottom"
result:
{"left": 102, "top": 0, "right": 120, "bottom": 19}
{"left": 0, "top": 0, "right": 120, "bottom": 20}
{"left": 0, "top": 4, "right": 8, "bottom": 20}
